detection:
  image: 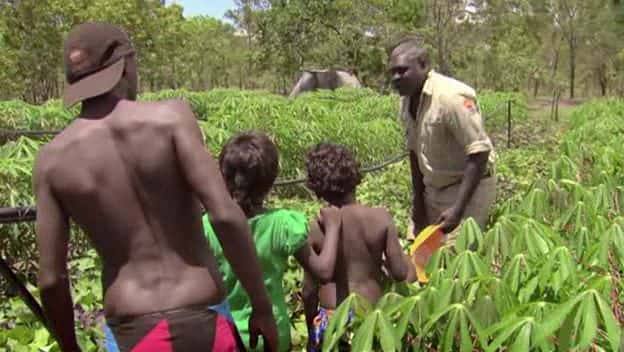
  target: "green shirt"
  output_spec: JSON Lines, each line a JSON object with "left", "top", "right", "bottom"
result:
{"left": 203, "top": 209, "right": 309, "bottom": 352}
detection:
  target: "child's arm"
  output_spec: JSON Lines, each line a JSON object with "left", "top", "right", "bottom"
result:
{"left": 382, "top": 211, "right": 409, "bottom": 281}
{"left": 302, "top": 270, "right": 320, "bottom": 345}
{"left": 295, "top": 207, "right": 341, "bottom": 282}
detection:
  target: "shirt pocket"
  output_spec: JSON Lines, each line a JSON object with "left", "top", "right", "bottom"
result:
{"left": 422, "top": 112, "right": 448, "bottom": 162}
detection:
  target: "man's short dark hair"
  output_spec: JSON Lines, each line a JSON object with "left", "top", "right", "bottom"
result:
{"left": 219, "top": 131, "right": 279, "bottom": 214}
{"left": 305, "top": 142, "right": 362, "bottom": 203}
{"left": 388, "top": 34, "right": 425, "bottom": 56}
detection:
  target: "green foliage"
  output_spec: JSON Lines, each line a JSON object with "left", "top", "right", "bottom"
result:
{"left": 478, "top": 90, "right": 529, "bottom": 130}
{"left": 0, "top": 89, "right": 583, "bottom": 351}
{"left": 321, "top": 98, "right": 624, "bottom": 350}
{"left": 0, "top": 1, "right": 248, "bottom": 102}
{"left": 0, "top": 250, "right": 104, "bottom": 352}
{"left": 2, "top": 1, "right": 624, "bottom": 102}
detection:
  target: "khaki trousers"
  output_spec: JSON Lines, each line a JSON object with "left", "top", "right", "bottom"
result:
{"left": 409, "top": 176, "right": 497, "bottom": 245}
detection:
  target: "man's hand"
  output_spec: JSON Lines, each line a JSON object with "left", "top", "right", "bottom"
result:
{"left": 436, "top": 206, "right": 462, "bottom": 234}
{"left": 249, "top": 307, "right": 279, "bottom": 352}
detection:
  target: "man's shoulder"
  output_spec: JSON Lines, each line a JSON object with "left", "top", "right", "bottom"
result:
{"left": 433, "top": 72, "right": 476, "bottom": 100}
{"left": 129, "top": 99, "right": 194, "bottom": 120}
{"left": 33, "top": 138, "right": 66, "bottom": 183}
{"left": 114, "top": 99, "right": 197, "bottom": 133}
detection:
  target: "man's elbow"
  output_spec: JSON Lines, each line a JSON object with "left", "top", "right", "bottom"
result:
{"left": 209, "top": 203, "right": 245, "bottom": 235}
{"left": 38, "top": 270, "right": 68, "bottom": 292}
{"left": 468, "top": 151, "right": 489, "bottom": 169}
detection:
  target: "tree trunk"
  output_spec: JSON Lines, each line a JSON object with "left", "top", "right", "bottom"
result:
{"left": 569, "top": 42, "right": 576, "bottom": 99}
{"left": 598, "top": 65, "right": 608, "bottom": 96}
{"left": 534, "top": 79, "right": 540, "bottom": 98}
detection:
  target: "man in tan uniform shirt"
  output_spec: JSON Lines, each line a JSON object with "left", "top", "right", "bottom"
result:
{"left": 388, "top": 38, "right": 496, "bottom": 243}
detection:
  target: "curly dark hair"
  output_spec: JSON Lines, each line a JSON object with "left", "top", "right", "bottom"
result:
{"left": 219, "top": 131, "right": 279, "bottom": 215}
{"left": 305, "top": 142, "right": 362, "bottom": 203}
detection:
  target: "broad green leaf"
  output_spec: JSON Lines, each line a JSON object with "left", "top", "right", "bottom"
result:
{"left": 471, "top": 295, "right": 499, "bottom": 329}
{"left": 503, "top": 254, "right": 531, "bottom": 294}
{"left": 482, "top": 221, "right": 513, "bottom": 265}
{"left": 7, "top": 326, "right": 31, "bottom": 344}
{"left": 351, "top": 310, "right": 378, "bottom": 352}
{"left": 447, "top": 251, "right": 489, "bottom": 285}
{"left": 31, "top": 329, "right": 50, "bottom": 349}
{"left": 535, "top": 295, "right": 581, "bottom": 345}
{"left": 509, "top": 321, "right": 532, "bottom": 352}
{"left": 518, "top": 276, "right": 539, "bottom": 304}
{"left": 455, "top": 217, "right": 483, "bottom": 252}
{"left": 519, "top": 188, "right": 548, "bottom": 220}
{"left": 537, "top": 246, "right": 576, "bottom": 295}
{"left": 577, "top": 293, "right": 598, "bottom": 350}
{"left": 395, "top": 295, "right": 423, "bottom": 339}
{"left": 459, "top": 310, "right": 474, "bottom": 352}
{"left": 594, "top": 290, "right": 622, "bottom": 351}
{"left": 441, "top": 308, "right": 460, "bottom": 352}
{"left": 485, "top": 316, "right": 528, "bottom": 352}
{"left": 323, "top": 294, "right": 359, "bottom": 351}
{"left": 376, "top": 310, "right": 399, "bottom": 352}
{"left": 377, "top": 292, "right": 406, "bottom": 316}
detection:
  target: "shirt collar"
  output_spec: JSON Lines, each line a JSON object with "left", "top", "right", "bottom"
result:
{"left": 422, "top": 69, "right": 435, "bottom": 96}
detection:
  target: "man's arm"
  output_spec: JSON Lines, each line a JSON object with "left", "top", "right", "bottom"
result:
{"left": 169, "top": 101, "right": 277, "bottom": 349}
{"left": 33, "top": 152, "right": 80, "bottom": 352}
{"left": 295, "top": 208, "right": 341, "bottom": 282}
{"left": 382, "top": 212, "right": 408, "bottom": 281}
{"left": 438, "top": 94, "right": 492, "bottom": 233}
{"left": 437, "top": 152, "right": 489, "bottom": 230}
{"left": 409, "top": 150, "right": 428, "bottom": 235}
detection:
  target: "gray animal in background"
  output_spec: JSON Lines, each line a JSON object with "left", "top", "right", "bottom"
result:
{"left": 288, "top": 69, "right": 362, "bottom": 98}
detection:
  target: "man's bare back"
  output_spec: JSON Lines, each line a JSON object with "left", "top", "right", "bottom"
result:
{"left": 38, "top": 100, "right": 224, "bottom": 317}
{"left": 35, "top": 23, "right": 278, "bottom": 351}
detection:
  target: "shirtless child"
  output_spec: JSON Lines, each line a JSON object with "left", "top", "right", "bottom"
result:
{"left": 33, "top": 22, "right": 277, "bottom": 352}
{"left": 301, "top": 142, "right": 413, "bottom": 351}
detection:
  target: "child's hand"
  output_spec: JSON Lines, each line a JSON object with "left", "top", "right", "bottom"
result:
{"left": 318, "top": 206, "right": 342, "bottom": 232}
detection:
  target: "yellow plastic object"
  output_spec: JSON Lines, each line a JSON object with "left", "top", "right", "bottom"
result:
{"left": 409, "top": 225, "right": 443, "bottom": 283}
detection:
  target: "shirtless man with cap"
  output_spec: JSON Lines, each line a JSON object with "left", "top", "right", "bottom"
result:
{"left": 33, "top": 22, "right": 278, "bottom": 351}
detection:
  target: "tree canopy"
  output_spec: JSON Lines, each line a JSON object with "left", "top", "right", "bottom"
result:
{"left": 0, "top": 0, "right": 622, "bottom": 102}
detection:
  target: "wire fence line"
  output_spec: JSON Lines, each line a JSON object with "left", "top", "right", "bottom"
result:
{"left": 0, "top": 151, "right": 411, "bottom": 225}
{"left": 0, "top": 206, "right": 36, "bottom": 224}
{"left": 274, "top": 150, "right": 409, "bottom": 186}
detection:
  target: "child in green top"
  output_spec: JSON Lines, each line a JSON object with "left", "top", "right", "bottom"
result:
{"left": 203, "top": 131, "right": 342, "bottom": 352}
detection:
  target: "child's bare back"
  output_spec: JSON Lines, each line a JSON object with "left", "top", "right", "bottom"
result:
{"left": 334, "top": 204, "right": 407, "bottom": 303}
{"left": 303, "top": 142, "right": 412, "bottom": 350}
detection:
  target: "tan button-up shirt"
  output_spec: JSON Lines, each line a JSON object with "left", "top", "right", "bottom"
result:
{"left": 400, "top": 70, "right": 495, "bottom": 189}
